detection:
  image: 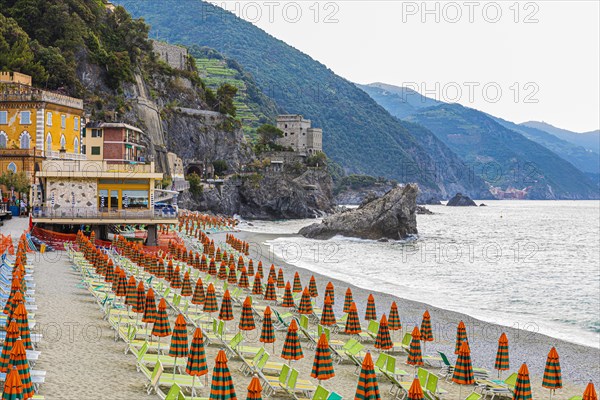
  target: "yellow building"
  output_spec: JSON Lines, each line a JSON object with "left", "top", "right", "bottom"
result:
{"left": 0, "top": 71, "right": 85, "bottom": 179}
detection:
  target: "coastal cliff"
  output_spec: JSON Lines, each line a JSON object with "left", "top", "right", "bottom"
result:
{"left": 299, "top": 183, "right": 418, "bottom": 240}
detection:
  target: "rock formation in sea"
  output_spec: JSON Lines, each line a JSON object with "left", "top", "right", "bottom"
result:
{"left": 446, "top": 193, "right": 477, "bottom": 206}
{"left": 299, "top": 184, "right": 418, "bottom": 240}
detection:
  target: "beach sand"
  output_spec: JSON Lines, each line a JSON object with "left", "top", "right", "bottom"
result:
{"left": 3, "top": 214, "right": 596, "bottom": 399}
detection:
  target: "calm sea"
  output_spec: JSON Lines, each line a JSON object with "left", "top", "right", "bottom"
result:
{"left": 239, "top": 200, "right": 600, "bottom": 348}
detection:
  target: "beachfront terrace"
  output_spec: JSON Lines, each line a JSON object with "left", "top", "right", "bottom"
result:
{"left": 31, "top": 206, "right": 178, "bottom": 224}
{"left": 36, "top": 160, "right": 163, "bottom": 179}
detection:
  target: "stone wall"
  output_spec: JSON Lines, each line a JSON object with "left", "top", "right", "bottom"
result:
{"left": 47, "top": 178, "right": 97, "bottom": 210}
{"left": 151, "top": 41, "right": 189, "bottom": 70}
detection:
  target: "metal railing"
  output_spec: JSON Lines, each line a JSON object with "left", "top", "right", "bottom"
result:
{"left": 46, "top": 150, "right": 87, "bottom": 160}
{"left": 32, "top": 207, "right": 177, "bottom": 220}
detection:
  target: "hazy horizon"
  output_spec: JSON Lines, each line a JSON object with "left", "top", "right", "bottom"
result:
{"left": 205, "top": 0, "right": 600, "bottom": 133}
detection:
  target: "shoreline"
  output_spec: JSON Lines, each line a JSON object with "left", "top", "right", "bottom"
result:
{"left": 219, "top": 229, "right": 598, "bottom": 396}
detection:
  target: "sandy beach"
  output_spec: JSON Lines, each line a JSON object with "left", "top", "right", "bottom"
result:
{"left": 2, "top": 215, "right": 596, "bottom": 399}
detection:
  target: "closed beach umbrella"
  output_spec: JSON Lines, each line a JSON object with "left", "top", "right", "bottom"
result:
{"left": 267, "top": 264, "right": 276, "bottom": 283}
{"left": 260, "top": 306, "right": 276, "bottom": 352}
{"left": 239, "top": 297, "right": 256, "bottom": 331}
{"left": 155, "top": 258, "right": 165, "bottom": 279}
{"left": 237, "top": 256, "right": 245, "bottom": 272}
{"left": 388, "top": 301, "right": 401, "bottom": 332}
{"left": 8, "top": 339, "right": 33, "bottom": 399}
{"left": 311, "top": 333, "right": 335, "bottom": 382}
{"left": 298, "top": 287, "right": 313, "bottom": 315}
{"left": 219, "top": 290, "right": 234, "bottom": 322}
{"left": 420, "top": 310, "right": 433, "bottom": 342}
{"left": 151, "top": 298, "right": 172, "bottom": 354}
{"left": 227, "top": 264, "right": 238, "bottom": 285}
{"left": 452, "top": 340, "right": 475, "bottom": 387}
{"left": 134, "top": 281, "right": 146, "bottom": 314}
{"left": 257, "top": 261, "right": 263, "bottom": 279}
{"left": 281, "top": 282, "right": 295, "bottom": 308}
{"left": 374, "top": 314, "right": 393, "bottom": 351}
{"left": 408, "top": 377, "right": 424, "bottom": 400}
{"left": 181, "top": 271, "right": 193, "bottom": 296}
{"left": 324, "top": 282, "right": 335, "bottom": 304}
{"left": 345, "top": 302, "right": 362, "bottom": 334}
{"left": 309, "top": 276, "right": 318, "bottom": 298}
{"left": 3, "top": 291, "right": 22, "bottom": 326}
{"left": 513, "top": 363, "right": 533, "bottom": 400}
{"left": 238, "top": 267, "right": 250, "bottom": 289}
{"left": 343, "top": 288, "right": 354, "bottom": 313}
{"left": 542, "top": 347, "right": 562, "bottom": 397}
{"left": 0, "top": 321, "right": 19, "bottom": 372}
{"left": 247, "top": 260, "right": 254, "bottom": 276}
{"left": 204, "top": 283, "right": 219, "bottom": 313}
{"left": 354, "top": 352, "right": 380, "bottom": 400}
{"left": 455, "top": 321, "right": 469, "bottom": 354}
{"left": 2, "top": 366, "right": 23, "bottom": 400}
{"left": 246, "top": 374, "right": 263, "bottom": 400}
{"left": 583, "top": 381, "right": 598, "bottom": 400}
{"left": 276, "top": 268, "right": 285, "bottom": 290}
{"left": 407, "top": 326, "right": 423, "bottom": 366}
{"left": 171, "top": 266, "right": 183, "bottom": 289}
{"left": 169, "top": 314, "right": 189, "bottom": 378}
{"left": 209, "top": 349, "right": 237, "bottom": 400}
{"left": 281, "top": 319, "right": 303, "bottom": 363}
{"left": 192, "top": 278, "right": 206, "bottom": 309}
{"left": 292, "top": 272, "right": 302, "bottom": 293}
{"left": 252, "top": 274, "right": 263, "bottom": 295}
{"left": 187, "top": 327, "right": 209, "bottom": 392}
{"left": 365, "top": 294, "right": 377, "bottom": 321}
{"left": 12, "top": 304, "right": 32, "bottom": 350}
{"left": 208, "top": 258, "right": 217, "bottom": 276}
{"left": 494, "top": 333, "right": 510, "bottom": 376}
{"left": 320, "top": 296, "right": 336, "bottom": 326}
{"left": 114, "top": 268, "right": 126, "bottom": 295}
{"left": 125, "top": 275, "right": 137, "bottom": 309}
{"left": 264, "top": 277, "right": 277, "bottom": 301}
{"left": 166, "top": 259, "right": 174, "bottom": 282}
{"left": 218, "top": 261, "right": 228, "bottom": 280}
{"left": 142, "top": 288, "right": 157, "bottom": 325}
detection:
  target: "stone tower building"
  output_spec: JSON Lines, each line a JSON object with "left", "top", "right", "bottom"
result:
{"left": 276, "top": 114, "right": 323, "bottom": 155}
{"left": 151, "top": 41, "right": 189, "bottom": 70}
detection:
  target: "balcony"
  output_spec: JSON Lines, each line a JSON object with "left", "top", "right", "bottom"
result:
{"left": 0, "top": 148, "right": 44, "bottom": 157}
{"left": 36, "top": 160, "right": 162, "bottom": 179}
{"left": 46, "top": 150, "right": 87, "bottom": 161}
{"left": 0, "top": 83, "right": 83, "bottom": 109}
{"left": 32, "top": 206, "right": 178, "bottom": 224}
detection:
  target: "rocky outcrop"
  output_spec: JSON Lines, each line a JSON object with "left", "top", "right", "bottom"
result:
{"left": 179, "top": 169, "right": 334, "bottom": 220}
{"left": 299, "top": 184, "right": 418, "bottom": 240}
{"left": 447, "top": 193, "right": 477, "bottom": 206}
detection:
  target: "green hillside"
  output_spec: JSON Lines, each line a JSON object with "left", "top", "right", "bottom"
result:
{"left": 116, "top": 0, "right": 493, "bottom": 199}
{"left": 189, "top": 46, "right": 278, "bottom": 135}
{"left": 406, "top": 104, "right": 599, "bottom": 199}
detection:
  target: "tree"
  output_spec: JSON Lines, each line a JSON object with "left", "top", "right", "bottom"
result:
{"left": 256, "top": 124, "right": 283, "bottom": 146}
{"left": 212, "top": 159, "right": 228, "bottom": 175}
{"left": 216, "top": 83, "right": 237, "bottom": 116}
{"left": 0, "top": 171, "right": 30, "bottom": 196}
{"left": 186, "top": 172, "right": 203, "bottom": 196}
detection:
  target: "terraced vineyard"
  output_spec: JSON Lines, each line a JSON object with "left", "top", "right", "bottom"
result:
{"left": 195, "top": 57, "right": 275, "bottom": 134}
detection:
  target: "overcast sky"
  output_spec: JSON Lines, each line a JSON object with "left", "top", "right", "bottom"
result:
{"left": 214, "top": 0, "right": 599, "bottom": 132}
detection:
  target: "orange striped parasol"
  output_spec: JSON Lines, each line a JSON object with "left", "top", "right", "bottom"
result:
{"left": 292, "top": 272, "right": 302, "bottom": 293}
{"left": 494, "top": 333, "right": 509, "bottom": 376}
{"left": 583, "top": 381, "right": 598, "bottom": 400}
{"left": 455, "top": 320, "right": 468, "bottom": 354}
{"left": 513, "top": 363, "right": 532, "bottom": 400}
{"left": 203, "top": 283, "right": 219, "bottom": 313}
{"left": 420, "top": 310, "right": 433, "bottom": 342}
{"left": 218, "top": 290, "right": 234, "bottom": 322}
{"left": 320, "top": 296, "right": 336, "bottom": 326}
{"left": 239, "top": 297, "right": 256, "bottom": 331}
{"left": 452, "top": 340, "right": 475, "bottom": 389}
{"left": 0, "top": 321, "right": 19, "bottom": 372}
{"left": 227, "top": 263, "right": 238, "bottom": 285}
{"left": 343, "top": 287, "right": 354, "bottom": 313}
{"left": 281, "top": 282, "right": 295, "bottom": 308}
{"left": 311, "top": 333, "right": 335, "bottom": 383}
{"left": 407, "top": 326, "right": 423, "bottom": 366}
{"left": 324, "top": 282, "right": 335, "bottom": 304}
{"left": 268, "top": 264, "right": 276, "bottom": 283}
{"left": 354, "top": 351, "right": 380, "bottom": 400}
{"left": 344, "top": 302, "right": 362, "bottom": 335}
{"left": 264, "top": 277, "right": 277, "bottom": 301}
{"left": 217, "top": 261, "right": 228, "bottom": 280}
{"left": 542, "top": 347, "right": 562, "bottom": 397}
{"left": 374, "top": 314, "right": 393, "bottom": 351}
{"left": 186, "top": 327, "right": 208, "bottom": 392}
{"left": 408, "top": 377, "right": 424, "bottom": 400}
{"left": 2, "top": 366, "right": 23, "bottom": 400}
{"left": 209, "top": 350, "right": 237, "bottom": 400}
{"left": 151, "top": 298, "right": 171, "bottom": 354}
{"left": 181, "top": 271, "right": 193, "bottom": 296}
{"left": 281, "top": 319, "right": 303, "bottom": 363}
{"left": 257, "top": 261, "right": 263, "bottom": 279}
{"left": 308, "top": 275, "right": 318, "bottom": 298}
{"left": 252, "top": 273, "right": 263, "bottom": 295}
{"left": 365, "top": 294, "right": 377, "bottom": 321}
{"left": 388, "top": 301, "right": 401, "bottom": 332}
{"left": 298, "top": 287, "right": 313, "bottom": 315}
{"left": 276, "top": 268, "right": 285, "bottom": 290}
{"left": 238, "top": 267, "right": 250, "bottom": 289}
{"left": 169, "top": 314, "right": 189, "bottom": 378}
{"left": 260, "top": 306, "right": 276, "bottom": 352}
{"left": 246, "top": 374, "right": 263, "bottom": 400}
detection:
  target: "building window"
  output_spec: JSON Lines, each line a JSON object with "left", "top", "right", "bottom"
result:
{"left": 46, "top": 133, "right": 52, "bottom": 154}
{"left": 61, "top": 115, "right": 66, "bottom": 129}
{"left": 74, "top": 137, "right": 79, "bottom": 154}
{"left": 0, "top": 111, "right": 7, "bottom": 125}
{"left": 91, "top": 146, "right": 101, "bottom": 155}
{"left": 81, "top": 144, "right": 86, "bottom": 154}
{"left": 47, "top": 112, "right": 52, "bottom": 126}
{"left": 74, "top": 117, "right": 79, "bottom": 131}
{"left": 20, "top": 111, "right": 31, "bottom": 125}
{"left": 19, "top": 132, "right": 31, "bottom": 149}
{"left": 0, "top": 131, "right": 7, "bottom": 149}
{"left": 91, "top": 129, "right": 102, "bottom": 138}
{"left": 7, "top": 162, "right": 17, "bottom": 173}
{"left": 122, "top": 189, "right": 149, "bottom": 209}
{"left": 60, "top": 134, "right": 66, "bottom": 149}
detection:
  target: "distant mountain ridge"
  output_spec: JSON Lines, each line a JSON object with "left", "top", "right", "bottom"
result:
{"left": 116, "top": 0, "right": 493, "bottom": 201}
{"left": 521, "top": 121, "right": 600, "bottom": 153}
{"left": 356, "top": 82, "right": 442, "bottom": 118}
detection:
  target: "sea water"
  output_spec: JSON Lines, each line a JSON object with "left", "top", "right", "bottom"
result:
{"left": 239, "top": 200, "right": 600, "bottom": 348}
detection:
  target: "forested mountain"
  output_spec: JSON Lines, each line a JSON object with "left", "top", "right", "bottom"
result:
{"left": 356, "top": 83, "right": 442, "bottom": 119}
{"left": 522, "top": 121, "right": 600, "bottom": 154}
{"left": 406, "top": 104, "right": 599, "bottom": 199}
{"left": 117, "top": 0, "right": 493, "bottom": 200}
